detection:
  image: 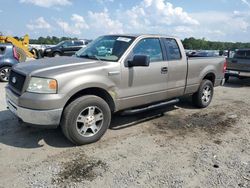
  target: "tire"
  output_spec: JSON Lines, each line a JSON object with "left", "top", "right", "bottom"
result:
{"left": 30, "top": 48, "right": 40, "bottom": 59}
{"left": 38, "top": 49, "right": 44, "bottom": 58}
{"left": 192, "top": 79, "right": 214, "bottom": 108}
{"left": 53, "top": 52, "right": 61, "bottom": 57}
{"left": 225, "top": 75, "right": 229, "bottom": 82}
{"left": 16, "top": 47, "right": 27, "bottom": 62}
{"left": 0, "top": 66, "right": 11, "bottom": 82}
{"left": 61, "top": 95, "right": 111, "bottom": 145}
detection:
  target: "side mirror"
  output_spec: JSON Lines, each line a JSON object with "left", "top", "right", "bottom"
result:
{"left": 128, "top": 55, "right": 150, "bottom": 67}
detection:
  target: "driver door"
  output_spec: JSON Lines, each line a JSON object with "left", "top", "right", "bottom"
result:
{"left": 119, "top": 38, "right": 169, "bottom": 109}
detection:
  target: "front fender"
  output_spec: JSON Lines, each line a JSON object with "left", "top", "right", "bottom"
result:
{"left": 58, "top": 74, "right": 118, "bottom": 105}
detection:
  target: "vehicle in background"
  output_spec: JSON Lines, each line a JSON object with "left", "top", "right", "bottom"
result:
{"left": 29, "top": 44, "right": 55, "bottom": 52}
{"left": 0, "top": 34, "right": 39, "bottom": 62}
{"left": 225, "top": 49, "right": 250, "bottom": 81}
{"left": 43, "top": 39, "right": 91, "bottom": 57}
{"left": 6, "top": 34, "right": 225, "bottom": 145}
{"left": 0, "top": 44, "right": 19, "bottom": 82}
{"left": 187, "top": 50, "right": 219, "bottom": 57}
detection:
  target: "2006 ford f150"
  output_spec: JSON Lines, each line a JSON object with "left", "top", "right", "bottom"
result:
{"left": 6, "top": 34, "right": 226, "bottom": 145}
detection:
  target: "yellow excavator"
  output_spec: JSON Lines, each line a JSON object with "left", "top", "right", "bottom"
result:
{"left": 0, "top": 34, "right": 38, "bottom": 62}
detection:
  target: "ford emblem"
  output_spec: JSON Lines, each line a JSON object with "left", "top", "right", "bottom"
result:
{"left": 12, "top": 77, "right": 17, "bottom": 84}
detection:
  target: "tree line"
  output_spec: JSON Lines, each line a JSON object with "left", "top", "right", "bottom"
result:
{"left": 182, "top": 37, "right": 250, "bottom": 50}
{"left": 25, "top": 36, "right": 250, "bottom": 50}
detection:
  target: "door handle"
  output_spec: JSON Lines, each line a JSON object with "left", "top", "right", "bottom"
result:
{"left": 161, "top": 67, "right": 168, "bottom": 74}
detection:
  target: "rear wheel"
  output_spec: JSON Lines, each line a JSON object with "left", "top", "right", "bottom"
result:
{"left": 53, "top": 52, "right": 61, "bottom": 57}
{"left": 192, "top": 79, "right": 214, "bottom": 108}
{"left": 0, "top": 66, "right": 11, "bottom": 82}
{"left": 61, "top": 95, "right": 111, "bottom": 145}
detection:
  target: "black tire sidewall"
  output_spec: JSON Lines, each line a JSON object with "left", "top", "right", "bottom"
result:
{"left": 199, "top": 80, "right": 214, "bottom": 108}
{"left": 65, "top": 96, "right": 111, "bottom": 145}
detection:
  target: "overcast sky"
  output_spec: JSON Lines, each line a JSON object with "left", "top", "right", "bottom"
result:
{"left": 0, "top": 0, "right": 250, "bottom": 42}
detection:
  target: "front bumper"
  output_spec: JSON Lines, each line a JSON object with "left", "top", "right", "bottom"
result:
{"left": 6, "top": 91, "right": 63, "bottom": 127}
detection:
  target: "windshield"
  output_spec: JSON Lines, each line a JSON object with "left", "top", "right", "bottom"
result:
{"left": 75, "top": 35, "right": 135, "bottom": 62}
{"left": 56, "top": 41, "right": 65, "bottom": 47}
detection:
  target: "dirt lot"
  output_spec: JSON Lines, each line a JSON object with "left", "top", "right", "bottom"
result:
{"left": 0, "top": 78, "right": 249, "bottom": 188}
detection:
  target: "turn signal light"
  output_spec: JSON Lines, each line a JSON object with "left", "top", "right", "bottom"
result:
{"left": 49, "top": 80, "right": 57, "bottom": 90}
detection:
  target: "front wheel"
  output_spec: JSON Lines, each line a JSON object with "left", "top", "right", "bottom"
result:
{"left": 0, "top": 66, "right": 11, "bottom": 82}
{"left": 61, "top": 95, "right": 111, "bottom": 145}
{"left": 192, "top": 79, "right": 214, "bottom": 108}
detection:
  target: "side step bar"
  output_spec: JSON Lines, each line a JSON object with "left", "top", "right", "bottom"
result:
{"left": 121, "top": 98, "right": 180, "bottom": 115}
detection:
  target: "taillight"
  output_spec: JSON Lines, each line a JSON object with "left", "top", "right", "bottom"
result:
{"left": 13, "top": 46, "right": 19, "bottom": 61}
{"left": 223, "top": 60, "right": 227, "bottom": 73}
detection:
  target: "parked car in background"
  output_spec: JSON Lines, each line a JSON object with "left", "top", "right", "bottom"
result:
{"left": 0, "top": 44, "right": 19, "bottom": 82}
{"left": 6, "top": 34, "right": 225, "bottom": 145}
{"left": 43, "top": 39, "right": 91, "bottom": 57}
{"left": 187, "top": 51, "right": 219, "bottom": 57}
{"left": 225, "top": 49, "right": 250, "bottom": 81}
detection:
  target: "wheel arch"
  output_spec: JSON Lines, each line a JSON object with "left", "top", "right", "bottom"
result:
{"left": 64, "top": 87, "right": 116, "bottom": 113}
{"left": 53, "top": 51, "right": 62, "bottom": 56}
{"left": 0, "top": 64, "right": 12, "bottom": 69}
{"left": 202, "top": 72, "right": 216, "bottom": 85}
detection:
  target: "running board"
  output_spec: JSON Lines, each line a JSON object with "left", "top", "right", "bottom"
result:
{"left": 121, "top": 99, "right": 180, "bottom": 115}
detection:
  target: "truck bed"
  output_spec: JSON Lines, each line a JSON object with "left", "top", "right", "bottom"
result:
{"left": 185, "top": 56, "right": 225, "bottom": 94}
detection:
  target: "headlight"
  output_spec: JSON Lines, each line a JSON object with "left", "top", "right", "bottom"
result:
{"left": 46, "top": 49, "right": 52, "bottom": 52}
{"left": 27, "top": 77, "right": 57, "bottom": 94}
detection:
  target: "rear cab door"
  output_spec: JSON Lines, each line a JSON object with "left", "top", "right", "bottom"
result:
{"left": 61, "top": 41, "right": 78, "bottom": 56}
{"left": 161, "top": 38, "right": 187, "bottom": 98}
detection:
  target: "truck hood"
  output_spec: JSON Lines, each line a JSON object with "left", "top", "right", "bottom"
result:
{"left": 13, "top": 56, "right": 102, "bottom": 76}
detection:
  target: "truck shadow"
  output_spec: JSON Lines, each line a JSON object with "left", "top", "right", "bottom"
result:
{"left": 0, "top": 110, "right": 74, "bottom": 148}
{"left": 110, "top": 106, "right": 177, "bottom": 130}
{"left": 223, "top": 77, "right": 250, "bottom": 88}
{"left": 0, "top": 105, "right": 179, "bottom": 149}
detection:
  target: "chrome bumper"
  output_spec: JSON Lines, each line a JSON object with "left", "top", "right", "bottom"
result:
{"left": 6, "top": 96, "right": 63, "bottom": 126}
{"left": 225, "top": 70, "right": 250, "bottom": 77}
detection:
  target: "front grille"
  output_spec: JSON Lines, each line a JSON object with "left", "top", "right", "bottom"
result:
{"left": 8, "top": 70, "right": 26, "bottom": 93}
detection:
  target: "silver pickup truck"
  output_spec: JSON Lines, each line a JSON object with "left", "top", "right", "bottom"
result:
{"left": 6, "top": 34, "right": 226, "bottom": 145}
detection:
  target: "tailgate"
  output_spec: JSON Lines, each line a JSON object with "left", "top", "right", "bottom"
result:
{"left": 227, "top": 58, "right": 250, "bottom": 72}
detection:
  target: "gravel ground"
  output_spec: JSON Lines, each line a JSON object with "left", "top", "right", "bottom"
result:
{"left": 0, "top": 78, "right": 249, "bottom": 188}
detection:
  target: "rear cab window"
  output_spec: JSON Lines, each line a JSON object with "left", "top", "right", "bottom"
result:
{"left": 234, "top": 50, "right": 250, "bottom": 59}
{"left": 62, "top": 41, "right": 75, "bottom": 47}
{"left": 75, "top": 41, "right": 84, "bottom": 46}
{"left": 163, "top": 38, "right": 182, "bottom": 61}
{"left": 132, "top": 38, "right": 163, "bottom": 62}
